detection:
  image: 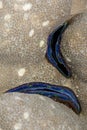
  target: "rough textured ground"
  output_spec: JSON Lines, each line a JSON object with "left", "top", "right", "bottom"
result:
{"left": 0, "top": 0, "right": 72, "bottom": 93}
{"left": 71, "top": 0, "right": 87, "bottom": 14}
{"left": 0, "top": 0, "right": 87, "bottom": 129}
{"left": 0, "top": 93, "right": 86, "bottom": 130}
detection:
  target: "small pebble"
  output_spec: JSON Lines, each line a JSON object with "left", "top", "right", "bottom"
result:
{"left": 18, "top": 68, "right": 26, "bottom": 77}
{"left": 39, "top": 40, "right": 45, "bottom": 47}
{"left": 23, "top": 3, "right": 32, "bottom": 11}
{"left": 29, "top": 29, "right": 34, "bottom": 37}
{"left": 42, "top": 20, "right": 50, "bottom": 27}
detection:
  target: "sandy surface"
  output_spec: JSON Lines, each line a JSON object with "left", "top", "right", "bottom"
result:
{"left": 0, "top": 0, "right": 87, "bottom": 129}
{"left": 0, "top": 93, "right": 86, "bottom": 130}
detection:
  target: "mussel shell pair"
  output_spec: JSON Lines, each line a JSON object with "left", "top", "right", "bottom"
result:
{"left": 6, "top": 21, "right": 81, "bottom": 114}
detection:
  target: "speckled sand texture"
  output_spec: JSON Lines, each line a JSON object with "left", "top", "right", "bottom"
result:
{"left": 71, "top": 0, "right": 87, "bottom": 14}
{"left": 0, "top": 93, "right": 86, "bottom": 130}
{"left": 0, "top": 0, "right": 72, "bottom": 93}
{"left": 0, "top": 0, "right": 87, "bottom": 130}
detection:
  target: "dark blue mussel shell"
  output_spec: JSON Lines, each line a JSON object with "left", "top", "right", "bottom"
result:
{"left": 6, "top": 82, "right": 81, "bottom": 114}
{"left": 46, "top": 22, "right": 72, "bottom": 78}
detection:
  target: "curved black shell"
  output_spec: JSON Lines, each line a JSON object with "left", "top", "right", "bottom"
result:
{"left": 46, "top": 22, "right": 72, "bottom": 78}
{"left": 6, "top": 82, "right": 81, "bottom": 114}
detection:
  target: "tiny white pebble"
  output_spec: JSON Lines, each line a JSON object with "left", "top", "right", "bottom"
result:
{"left": 76, "top": 94, "right": 79, "bottom": 97}
{"left": 0, "top": 1, "right": 3, "bottom": 9}
{"left": 18, "top": 68, "right": 26, "bottom": 77}
{"left": 61, "top": 9, "right": 65, "bottom": 16}
{"left": 29, "top": 29, "right": 34, "bottom": 37}
{"left": 23, "top": 3, "right": 32, "bottom": 11}
{"left": 66, "top": 57, "right": 71, "bottom": 62}
{"left": 4, "top": 14, "right": 11, "bottom": 21}
{"left": 14, "top": 123, "right": 22, "bottom": 130}
{"left": 15, "top": 96, "right": 22, "bottom": 101}
{"left": 50, "top": 104, "right": 56, "bottom": 109}
{"left": 23, "top": 112, "right": 29, "bottom": 119}
{"left": 39, "top": 40, "right": 45, "bottom": 47}
{"left": 76, "top": 86, "right": 79, "bottom": 89}
{"left": 42, "top": 20, "right": 49, "bottom": 27}
{"left": 39, "top": 96, "right": 46, "bottom": 101}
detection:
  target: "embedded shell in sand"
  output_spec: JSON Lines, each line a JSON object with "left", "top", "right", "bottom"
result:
{"left": 0, "top": 0, "right": 87, "bottom": 130}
